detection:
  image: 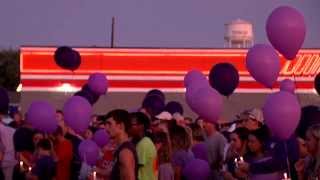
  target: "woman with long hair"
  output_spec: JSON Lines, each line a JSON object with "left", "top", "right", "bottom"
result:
{"left": 223, "top": 127, "right": 249, "bottom": 179}
{"left": 169, "top": 124, "right": 194, "bottom": 179}
{"left": 295, "top": 124, "right": 320, "bottom": 180}
{"left": 153, "top": 131, "right": 174, "bottom": 180}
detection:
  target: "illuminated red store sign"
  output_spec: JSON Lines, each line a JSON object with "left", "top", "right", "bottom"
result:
{"left": 20, "top": 47, "right": 320, "bottom": 93}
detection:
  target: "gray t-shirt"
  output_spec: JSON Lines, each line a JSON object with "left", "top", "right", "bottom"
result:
{"left": 204, "top": 132, "right": 227, "bottom": 170}
{"left": 158, "top": 163, "right": 174, "bottom": 180}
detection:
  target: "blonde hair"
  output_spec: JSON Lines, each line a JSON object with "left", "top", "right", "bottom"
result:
{"left": 306, "top": 124, "right": 320, "bottom": 177}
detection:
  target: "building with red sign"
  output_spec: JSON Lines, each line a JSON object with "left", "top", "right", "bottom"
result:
{"left": 20, "top": 47, "right": 320, "bottom": 121}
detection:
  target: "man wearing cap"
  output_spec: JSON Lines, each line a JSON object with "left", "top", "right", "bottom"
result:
{"left": 242, "top": 108, "right": 264, "bottom": 131}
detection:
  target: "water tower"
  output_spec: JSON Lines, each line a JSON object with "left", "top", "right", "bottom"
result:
{"left": 224, "top": 19, "right": 254, "bottom": 48}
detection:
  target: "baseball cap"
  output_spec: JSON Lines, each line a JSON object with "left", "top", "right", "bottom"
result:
{"left": 247, "top": 108, "right": 264, "bottom": 124}
{"left": 155, "top": 111, "right": 172, "bottom": 121}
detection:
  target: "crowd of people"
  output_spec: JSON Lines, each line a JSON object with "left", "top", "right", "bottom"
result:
{"left": 0, "top": 102, "right": 320, "bottom": 180}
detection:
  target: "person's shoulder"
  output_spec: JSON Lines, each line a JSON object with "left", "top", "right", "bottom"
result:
{"left": 119, "top": 148, "right": 135, "bottom": 162}
{"left": 139, "top": 137, "right": 155, "bottom": 146}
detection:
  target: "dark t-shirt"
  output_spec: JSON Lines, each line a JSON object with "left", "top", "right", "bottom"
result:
{"left": 13, "top": 127, "right": 34, "bottom": 153}
{"left": 65, "top": 133, "right": 82, "bottom": 180}
{"left": 111, "top": 141, "right": 138, "bottom": 180}
{"left": 32, "top": 155, "right": 56, "bottom": 180}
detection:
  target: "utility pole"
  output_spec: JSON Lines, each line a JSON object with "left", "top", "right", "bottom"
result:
{"left": 111, "top": 16, "right": 115, "bottom": 48}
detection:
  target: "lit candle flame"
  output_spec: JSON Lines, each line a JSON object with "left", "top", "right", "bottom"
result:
{"left": 19, "top": 161, "right": 23, "bottom": 169}
{"left": 93, "top": 171, "right": 97, "bottom": 180}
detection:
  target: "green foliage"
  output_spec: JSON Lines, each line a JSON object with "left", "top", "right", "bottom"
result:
{"left": 0, "top": 49, "right": 20, "bottom": 91}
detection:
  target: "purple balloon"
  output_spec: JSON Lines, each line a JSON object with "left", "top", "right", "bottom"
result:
{"left": 78, "top": 140, "right": 100, "bottom": 166}
{"left": 266, "top": 6, "right": 306, "bottom": 60}
{"left": 263, "top": 91, "right": 301, "bottom": 140}
{"left": 184, "top": 70, "right": 208, "bottom": 89}
{"left": 88, "top": 73, "right": 108, "bottom": 95}
{"left": 186, "top": 87, "right": 223, "bottom": 123}
{"left": 191, "top": 143, "right": 208, "bottom": 161}
{"left": 280, "top": 79, "right": 295, "bottom": 94}
{"left": 0, "top": 87, "right": 9, "bottom": 114}
{"left": 27, "top": 101, "right": 58, "bottom": 133}
{"left": 63, "top": 96, "right": 92, "bottom": 133}
{"left": 182, "top": 159, "right": 210, "bottom": 180}
{"left": 246, "top": 44, "right": 280, "bottom": 88}
{"left": 93, "top": 129, "right": 110, "bottom": 148}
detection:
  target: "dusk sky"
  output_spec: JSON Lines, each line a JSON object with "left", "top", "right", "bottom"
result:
{"left": 1, "top": 0, "right": 319, "bottom": 49}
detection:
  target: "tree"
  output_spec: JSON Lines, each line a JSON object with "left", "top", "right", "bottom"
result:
{"left": 0, "top": 49, "right": 20, "bottom": 91}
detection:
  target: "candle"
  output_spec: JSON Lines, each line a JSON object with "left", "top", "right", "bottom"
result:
{"left": 234, "top": 158, "right": 238, "bottom": 167}
{"left": 239, "top": 156, "right": 244, "bottom": 162}
{"left": 19, "top": 161, "right": 23, "bottom": 169}
{"left": 93, "top": 171, "right": 97, "bottom": 180}
{"left": 284, "top": 173, "right": 287, "bottom": 179}
{"left": 28, "top": 167, "right": 32, "bottom": 172}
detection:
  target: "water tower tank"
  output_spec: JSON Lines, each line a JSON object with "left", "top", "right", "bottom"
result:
{"left": 224, "top": 19, "right": 254, "bottom": 48}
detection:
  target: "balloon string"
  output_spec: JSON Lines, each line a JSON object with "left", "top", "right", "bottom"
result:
{"left": 284, "top": 141, "right": 292, "bottom": 178}
{"left": 292, "top": 73, "right": 302, "bottom": 104}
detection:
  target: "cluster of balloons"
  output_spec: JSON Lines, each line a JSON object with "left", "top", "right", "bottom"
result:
{"left": 246, "top": 6, "right": 306, "bottom": 89}
{"left": 260, "top": 6, "right": 306, "bottom": 140}
{"left": 184, "top": 70, "right": 223, "bottom": 123}
{"left": 54, "top": 46, "right": 81, "bottom": 71}
{"left": 142, "top": 89, "right": 184, "bottom": 117}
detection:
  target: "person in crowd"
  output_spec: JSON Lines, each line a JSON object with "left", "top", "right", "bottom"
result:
{"left": 151, "top": 111, "right": 172, "bottom": 134}
{"left": 95, "top": 139, "right": 116, "bottom": 180}
{"left": 0, "top": 109, "right": 17, "bottom": 180}
{"left": 9, "top": 111, "right": 24, "bottom": 129}
{"left": 53, "top": 126, "right": 73, "bottom": 180}
{"left": 129, "top": 112, "right": 157, "bottom": 180}
{"left": 184, "top": 117, "right": 193, "bottom": 125}
{"left": 189, "top": 123, "right": 208, "bottom": 161}
{"left": 295, "top": 124, "right": 320, "bottom": 179}
{"left": 153, "top": 131, "right": 174, "bottom": 180}
{"left": 242, "top": 108, "right": 264, "bottom": 131}
{"left": 238, "top": 108, "right": 300, "bottom": 178}
{"left": 28, "top": 138, "right": 56, "bottom": 180}
{"left": 105, "top": 109, "right": 138, "bottom": 180}
{"left": 32, "top": 131, "right": 44, "bottom": 148}
{"left": 223, "top": 127, "right": 249, "bottom": 179}
{"left": 203, "top": 120, "right": 227, "bottom": 179}
{"left": 169, "top": 124, "right": 194, "bottom": 179}
{"left": 195, "top": 117, "right": 204, "bottom": 129}
{"left": 237, "top": 126, "right": 282, "bottom": 179}
{"left": 83, "top": 127, "right": 96, "bottom": 140}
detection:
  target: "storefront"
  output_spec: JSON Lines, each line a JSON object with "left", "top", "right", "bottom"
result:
{"left": 20, "top": 47, "right": 320, "bottom": 120}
